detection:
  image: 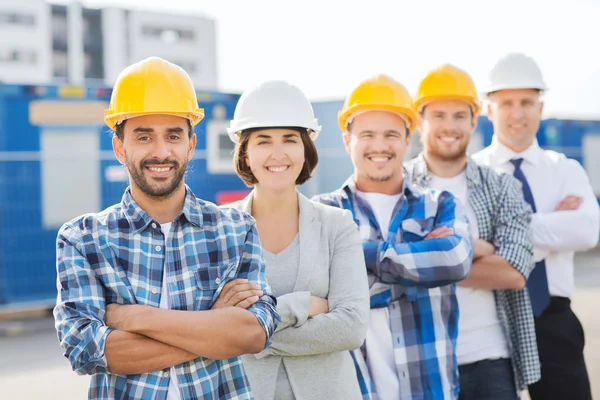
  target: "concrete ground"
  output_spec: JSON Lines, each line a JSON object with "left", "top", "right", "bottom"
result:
{"left": 0, "top": 252, "right": 598, "bottom": 400}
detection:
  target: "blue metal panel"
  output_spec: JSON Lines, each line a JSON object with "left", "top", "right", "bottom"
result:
{"left": 303, "top": 100, "right": 354, "bottom": 197}
{"left": 0, "top": 88, "right": 56, "bottom": 306}
{"left": 185, "top": 100, "right": 250, "bottom": 204}
{"left": 0, "top": 83, "right": 249, "bottom": 307}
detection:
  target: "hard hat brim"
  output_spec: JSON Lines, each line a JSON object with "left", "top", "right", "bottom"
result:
{"left": 338, "top": 104, "right": 417, "bottom": 133}
{"left": 414, "top": 95, "right": 481, "bottom": 116}
{"left": 227, "top": 120, "right": 321, "bottom": 144}
{"left": 104, "top": 109, "right": 205, "bottom": 131}
{"left": 482, "top": 84, "right": 547, "bottom": 97}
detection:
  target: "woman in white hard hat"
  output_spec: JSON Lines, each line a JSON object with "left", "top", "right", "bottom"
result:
{"left": 215, "top": 80, "right": 369, "bottom": 400}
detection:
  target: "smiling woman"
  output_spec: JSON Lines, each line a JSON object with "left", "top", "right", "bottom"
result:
{"left": 218, "top": 80, "right": 370, "bottom": 400}
{"left": 233, "top": 126, "right": 318, "bottom": 189}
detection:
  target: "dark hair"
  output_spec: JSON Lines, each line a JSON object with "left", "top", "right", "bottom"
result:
{"left": 233, "top": 127, "right": 319, "bottom": 187}
{"left": 113, "top": 118, "right": 194, "bottom": 141}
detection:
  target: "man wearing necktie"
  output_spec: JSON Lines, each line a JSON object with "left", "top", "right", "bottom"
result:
{"left": 473, "top": 52, "right": 600, "bottom": 400}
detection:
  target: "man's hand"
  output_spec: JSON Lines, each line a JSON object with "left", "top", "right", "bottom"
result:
{"left": 473, "top": 239, "right": 495, "bottom": 260}
{"left": 555, "top": 195, "right": 583, "bottom": 211}
{"left": 424, "top": 227, "right": 454, "bottom": 240}
{"left": 308, "top": 296, "right": 328, "bottom": 318}
{"left": 106, "top": 303, "right": 149, "bottom": 332}
{"left": 211, "top": 279, "right": 263, "bottom": 310}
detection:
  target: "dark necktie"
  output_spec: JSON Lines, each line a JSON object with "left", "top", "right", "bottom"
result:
{"left": 510, "top": 158, "right": 550, "bottom": 317}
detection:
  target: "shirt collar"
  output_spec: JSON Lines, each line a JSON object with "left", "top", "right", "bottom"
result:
{"left": 490, "top": 136, "right": 542, "bottom": 166}
{"left": 121, "top": 184, "right": 204, "bottom": 234}
{"left": 341, "top": 171, "right": 419, "bottom": 199}
{"left": 408, "top": 152, "right": 482, "bottom": 187}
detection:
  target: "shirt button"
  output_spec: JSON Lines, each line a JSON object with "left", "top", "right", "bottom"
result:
{"left": 151, "top": 288, "right": 158, "bottom": 295}
{"left": 163, "top": 371, "right": 170, "bottom": 378}
{"left": 215, "top": 278, "right": 221, "bottom": 285}
{"left": 155, "top": 245, "right": 161, "bottom": 252}
{"left": 151, "top": 223, "right": 157, "bottom": 229}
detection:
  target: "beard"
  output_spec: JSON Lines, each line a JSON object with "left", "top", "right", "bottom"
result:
{"left": 363, "top": 151, "right": 396, "bottom": 182}
{"left": 125, "top": 152, "right": 187, "bottom": 199}
{"left": 428, "top": 137, "right": 469, "bottom": 163}
{"left": 366, "top": 172, "right": 394, "bottom": 182}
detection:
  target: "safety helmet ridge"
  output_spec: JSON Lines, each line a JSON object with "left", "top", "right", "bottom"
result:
{"left": 227, "top": 80, "right": 321, "bottom": 143}
{"left": 104, "top": 57, "right": 205, "bottom": 130}
{"left": 338, "top": 74, "right": 417, "bottom": 132}
{"left": 483, "top": 52, "right": 547, "bottom": 95}
{"left": 413, "top": 64, "right": 481, "bottom": 115}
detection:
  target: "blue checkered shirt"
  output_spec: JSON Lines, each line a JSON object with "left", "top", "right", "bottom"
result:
{"left": 313, "top": 176, "right": 473, "bottom": 400}
{"left": 405, "top": 154, "right": 541, "bottom": 391}
{"left": 53, "top": 186, "right": 280, "bottom": 400}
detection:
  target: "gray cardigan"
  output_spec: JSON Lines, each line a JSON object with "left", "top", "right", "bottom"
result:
{"left": 225, "top": 191, "right": 370, "bottom": 400}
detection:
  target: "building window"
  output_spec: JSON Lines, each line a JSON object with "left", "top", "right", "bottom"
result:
{"left": 141, "top": 26, "right": 195, "bottom": 43}
{"left": 84, "top": 51, "right": 104, "bottom": 80}
{"left": 53, "top": 50, "right": 68, "bottom": 78}
{"left": 0, "top": 49, "right": 37, "bottom": 64}
{"left": 206, "top": 116, "right": 236, "bottom": 174}
{"left": 51, "top": 13, "right": 68, "bottom": 50}
{"left": 0, "top": 12, "right": 36, "bottom": 26}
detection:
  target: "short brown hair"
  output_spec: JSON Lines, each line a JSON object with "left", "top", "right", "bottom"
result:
{"left": 233, "top": 127, "right": 319, "bottom": 187}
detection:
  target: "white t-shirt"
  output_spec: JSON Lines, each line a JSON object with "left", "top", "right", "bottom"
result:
{"left": 430, "top": 172, "right": 509, "bottom": 365}
{"left": 159, "top": 222, "right": 181, "bottom": 400}
{"left": 357, "top": 191, "right": 402, "bottom": 400}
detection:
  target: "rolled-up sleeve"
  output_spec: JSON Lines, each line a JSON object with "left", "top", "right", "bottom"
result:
{"left": 53, "top": 224, "right": 114, "bottom": 376}
{"left": 365, "top": 191, "right": 473, "bottom": 287}
{"left": 494, "top": 174, "right": 534, "bottom": 278}
{"left": 238, "top": 219, "right": 281, "bottom": 347}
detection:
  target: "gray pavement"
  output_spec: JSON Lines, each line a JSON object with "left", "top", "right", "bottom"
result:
{"left": 0, "top": 251, "right": 598, "bottom": 400}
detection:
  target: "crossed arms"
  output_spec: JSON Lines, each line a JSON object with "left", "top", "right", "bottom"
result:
{"left": 54, "top": 224, "right": 279, "bottom": 376}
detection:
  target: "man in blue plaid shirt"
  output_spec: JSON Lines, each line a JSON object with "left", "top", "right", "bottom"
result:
{"left": 53, "top": 57, "right": 280, "bottom": 400}
{"left": 405, "top": 64, "right": 540, "bottom": 399}
{"left": 313, "top": 74, "right": 473, "bottom": 400}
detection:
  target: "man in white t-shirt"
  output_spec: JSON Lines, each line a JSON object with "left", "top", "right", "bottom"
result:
{"left": 473, "top": 53, "right": 599, "bottom": 400}
{"left": 405, "top": 64, "right": 540, "bottom": 399}
{"left": 314, "top": 74, "right": 473, "bottom": 400}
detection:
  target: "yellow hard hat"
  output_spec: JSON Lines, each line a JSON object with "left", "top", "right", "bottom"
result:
{"left": 338, "top": 74, "right": 417, "bottom": 132}
{"left": 413, "top": 64, "right": 481, "bottom": 115}
{"left": 104, "top": 57, "right": 205, "bottom": 130}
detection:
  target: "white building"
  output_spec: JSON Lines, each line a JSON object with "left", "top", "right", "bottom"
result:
{"left": 0, "top": 0, "right": 218, "bottom": 89}
{"left": 0, "top": 0, "right": 53, "bottom": 83}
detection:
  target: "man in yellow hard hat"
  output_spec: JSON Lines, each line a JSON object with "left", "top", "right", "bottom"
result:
{"left": 405, "top": 64, "right": 540, "bottom": 399}
{"left": 53, "top": 57, "right": 280, "bottom": 399}
{"left": 313, "top": 74, "right": 473, "bottom": 400}
{"left": 474, "top": 53, "right": 599, "bottom": 400}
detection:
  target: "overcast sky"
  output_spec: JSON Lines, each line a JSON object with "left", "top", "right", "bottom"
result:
{"left": 60, "top": 0, "right": 600, "bottom": 118}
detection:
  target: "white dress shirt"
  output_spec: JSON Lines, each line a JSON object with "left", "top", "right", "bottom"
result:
{"left": 473, "top": 137, "right": 600, "bottom": 298}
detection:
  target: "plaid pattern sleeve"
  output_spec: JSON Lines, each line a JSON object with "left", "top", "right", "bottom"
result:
{"left": 363, "top": 190, "right": 473, "bottom": 288}
{"left": 54, "top": 224, "right": 114, "bottom": 376}
{"left": 313, "top": 177, "right": 468, "bottom": 400}
{"left": 235, "top": 213, "right": 280, "bottom": 347}
{"left": 53, "top": 186, "right": 279, "bottom": 400}
{"left": 492, "top": 173, "right": 534, "bottom": 278}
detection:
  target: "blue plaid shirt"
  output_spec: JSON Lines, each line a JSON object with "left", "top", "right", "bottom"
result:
{"left": 313, "top": 176, "right": 473, "bottom": 400}
{"left": 53, "top": 186, "right": 280, "bottom": 400}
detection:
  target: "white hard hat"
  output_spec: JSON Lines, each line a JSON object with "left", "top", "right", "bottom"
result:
{"left": 227, "top": 80, "right": 321, "bottom": 143}
{"left": 483, "top": 52, "right": 547, "bottom": 95}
